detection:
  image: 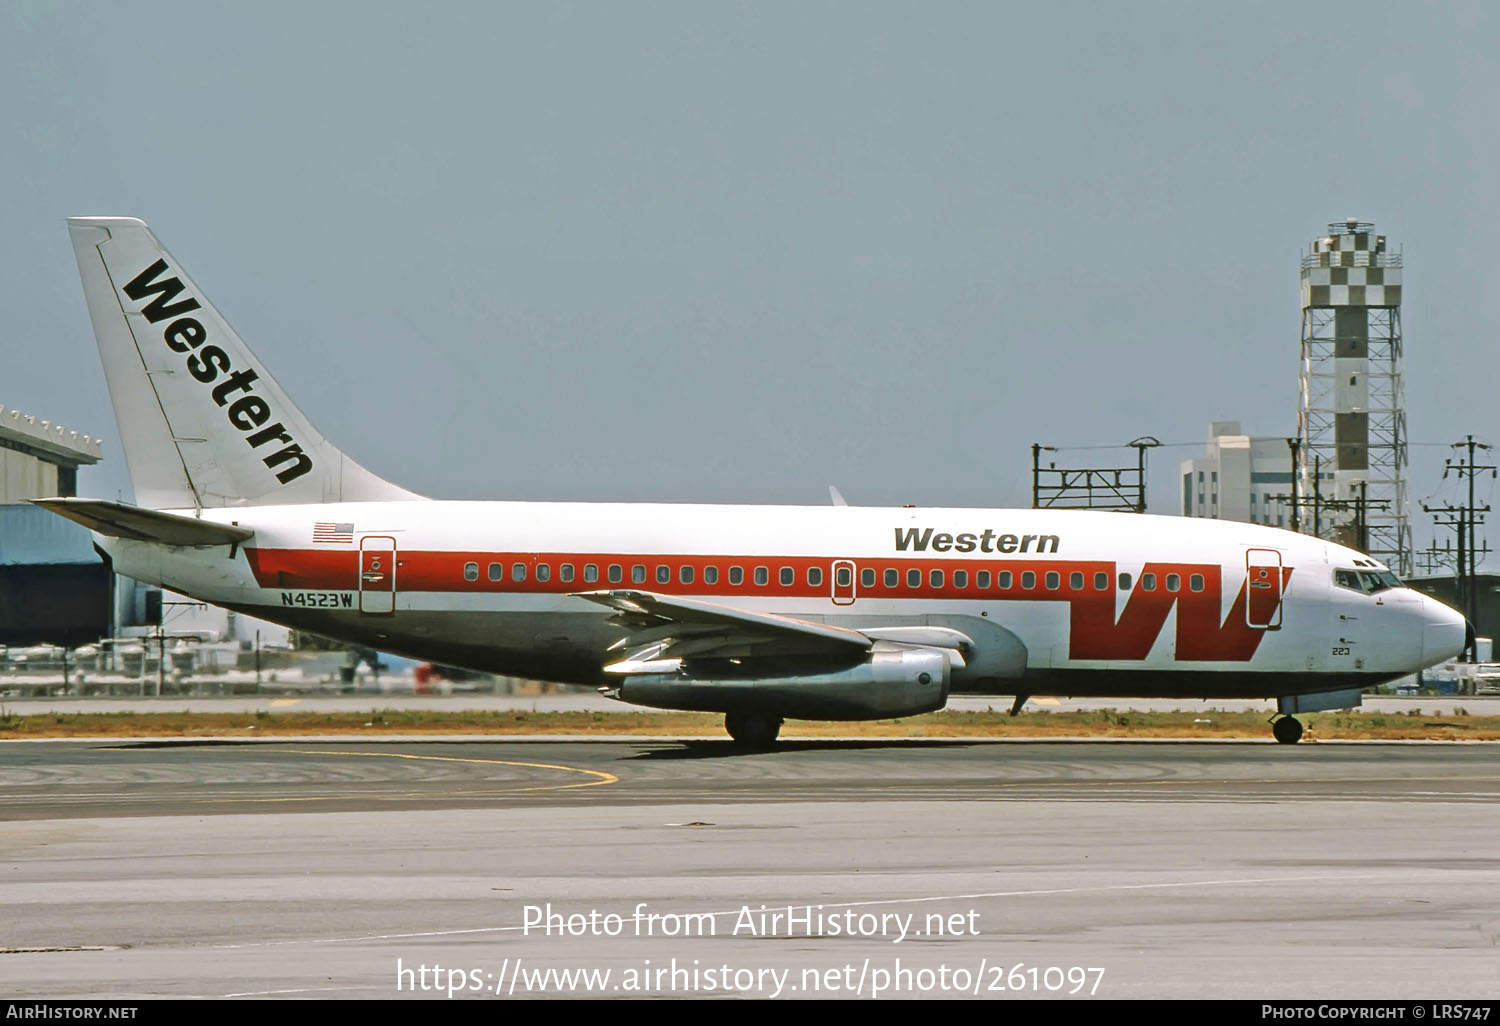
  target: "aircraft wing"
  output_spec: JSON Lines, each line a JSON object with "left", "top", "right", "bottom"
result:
{"left": 573, "top": 589, "right": 973, "bottom": 674}
{"left": 572, "top": 589, "right": 873, "bottom": 672}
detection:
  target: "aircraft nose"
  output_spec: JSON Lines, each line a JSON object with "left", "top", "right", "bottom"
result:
{"left": 1419, "top": 594, "right": 1468, "bottom": 666}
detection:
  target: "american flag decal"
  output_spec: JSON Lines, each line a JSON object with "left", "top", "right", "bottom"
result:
{"left": 313, "top": 522, "right": 354, "bottom": 543}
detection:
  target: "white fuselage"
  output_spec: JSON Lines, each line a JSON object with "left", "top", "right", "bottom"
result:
{"left": 99, "top": 501, "right": 1466, "bottom": 700}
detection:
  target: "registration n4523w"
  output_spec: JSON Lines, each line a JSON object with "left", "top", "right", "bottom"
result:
{"left": 281, "top": 590, "right": 354, "bottom": 609}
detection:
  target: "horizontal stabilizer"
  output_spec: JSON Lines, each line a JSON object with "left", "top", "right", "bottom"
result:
{"left": 30, "top": 498, "right": 254, "bottom": 547}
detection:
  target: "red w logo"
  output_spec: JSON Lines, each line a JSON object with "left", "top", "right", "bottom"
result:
{"left": 1067, "top": 562, "right": 1293, "bottom": 662}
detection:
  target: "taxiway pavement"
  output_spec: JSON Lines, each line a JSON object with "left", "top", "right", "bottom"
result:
{"left": 3, "top": 739, "right": 1498, "bottom": 1000}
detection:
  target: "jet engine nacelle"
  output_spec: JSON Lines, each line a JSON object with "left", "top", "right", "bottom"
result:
{"left": 610, "top": 643, "right": 953, "bottom": 720}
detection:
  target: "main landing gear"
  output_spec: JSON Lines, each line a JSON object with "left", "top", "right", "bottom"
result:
{"left": 1271, "top": 715, "right": 1304, "bottom": 745}
{"left": 724, "top": 711, "right": 783, "bottom": 749}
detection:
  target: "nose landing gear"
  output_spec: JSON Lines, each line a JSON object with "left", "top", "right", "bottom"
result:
{"left": 1271, "top": 715, "right": 1304, "bottom": 745}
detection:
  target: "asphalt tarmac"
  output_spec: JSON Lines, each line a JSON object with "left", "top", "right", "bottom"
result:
{"left": 3, "top": 739, "right": 1499, "bottom": 1000}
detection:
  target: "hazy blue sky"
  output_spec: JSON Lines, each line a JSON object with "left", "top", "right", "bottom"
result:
{"left": 3, "top": 2, "right": 1496, "bottom": 555}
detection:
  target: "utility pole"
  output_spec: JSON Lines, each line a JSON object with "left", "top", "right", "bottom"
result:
{"left": 1415, "top": 539, "right": 1458, "bottom": 576}
{"left": 1271, "top": 486, "right": 1389, "bottom": 553}
{"left": 1031, "top": 444, "right": 1051, "bottom": 508}
{"left": 1127, "top": 437, "right": 1161, "bottom": 513}
{"left": 1357, "top": 481, "right": 1369, "bottom": 552}
{"left": 1459, "top": 436, "right": 1493, "bottom": 625}
{"left": 1422, "top": 435, "right": 1495, "bottom": 659}
{"left": 1312, "top": 454, "right": 1321, "bottom": 538}
{"left": 1286, "top": 437, "right": 1302, "bottom": 532}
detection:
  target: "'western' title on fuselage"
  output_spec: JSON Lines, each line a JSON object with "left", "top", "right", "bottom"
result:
{"left": 895, "top": 528, "right": 1060, "bottom": 554}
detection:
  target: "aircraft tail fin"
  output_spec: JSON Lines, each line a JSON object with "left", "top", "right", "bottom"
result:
{"left": 66, "top": 216, "right": 424, "bottom": 510}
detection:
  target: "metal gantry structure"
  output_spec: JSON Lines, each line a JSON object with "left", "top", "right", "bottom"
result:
{"left": 1031, "top": 438, "right": 1160, "bottom": 513}
{"left": 1296, "top": 219, "right": 1413, "bottom": 574}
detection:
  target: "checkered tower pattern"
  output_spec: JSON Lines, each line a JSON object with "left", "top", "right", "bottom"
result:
{"left": 1296, "top": 221, "right": 1412, "bottom": 575}
{"left": 1300, "top": 230, "right": 1403, "bottom": 308}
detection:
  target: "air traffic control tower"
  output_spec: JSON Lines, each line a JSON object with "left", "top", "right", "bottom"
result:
{"left": 1296, "top": 218, "right": 1412, "bottom": 574}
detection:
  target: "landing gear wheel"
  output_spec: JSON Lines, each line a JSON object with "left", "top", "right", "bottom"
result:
{"left": 1272, "top": 715, "right": 1304, "bottom": 745}
{"left": 724, "top": 712, "right": 783, "bottom": 749}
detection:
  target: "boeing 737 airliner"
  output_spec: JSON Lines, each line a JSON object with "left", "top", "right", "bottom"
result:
{"left": 36, "top": 217, "right": 1467, "bottom": 745}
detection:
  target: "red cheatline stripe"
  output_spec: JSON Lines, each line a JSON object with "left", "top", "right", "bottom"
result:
{"left": 243, "top": 549, "right": 1287, "bottom": 662}
{"left": 245, "top": 548, "right": 1236, "bottom": 601}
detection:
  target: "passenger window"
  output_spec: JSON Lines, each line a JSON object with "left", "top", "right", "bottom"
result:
{"left": 704, "top": 566, "right": 719, "bottom": 585}
{"left": 998, "top": 571, "right": 1012, "bottom": 589}
{"left": 885, "top": 568, "right": 898, "bottom": 588}
{"left": 1070, "top": 571, "right": 1083, "bottom": 590}
{"left": 488, "top": 562, "right": 503, "bottom": 582}
{"left": 907, "top": 568, "right": 920, "bottom": 588}
{"left": 1045, "top": 571, "right": 1060, "bottom": 590}
{"left": 584, "top": 563, "right": 599, "bottom": 583}
{"left": 559, "top": 563, "right": 574, "bottom": 583}
{"left": 1094, "top": 572, "right": 1108, "bottom": 591}
{"left": 464, "top": 562, "right": 479, "bottom": 582}
{"left": 954, "top": 570, "right": 968, "bottom": 589}
{"left": 512, "top": 563, "right": 527, "bottom": 582}
{"left": 780, "top": 567, "right": 794, "bottom": 586}
{"left": 656, "top": 565, "right": 670, "bottom": 584}
{"left": 860, "top": 568, "right": 875, "bottom": 588}
{"left": 729, "top": 566, "right": 744, "bottom": 585}
{"left": 754, "top": 566, "right": 769, "bottom": 586}
{"left": 1165, "top": 573, "right": 1179, "bottom": 592}
{"left": 1142, "top": 573, "right": 1156, "bottom": 592}
{"left": 1118, "top": 572, "right": 1132, "bottom": 591}
{"left": 536, "top": 563, "right": 551, "bottom": 583}
{"left": 680, "top": 565, "right": 694, "bottom": 584}
{"left": 809, "top": 567, "right": 824, "bottom": 587}
{"left": 930, "top": 569, "right": 944, "bottom": 588}
{"left": 1189, "top": 573, "right": 1204, "bottom": 592}
{"left": 976, "top": 570, "right": 991, "bottom": 589}
{"left": 836, "top": 567, "right": 852, "bottom": 587}
{"left": 608, "top": 564, "right": 623, "bottom": 584}
{"left": 1021, "top": 571, "right": 1036, "bottom": 589}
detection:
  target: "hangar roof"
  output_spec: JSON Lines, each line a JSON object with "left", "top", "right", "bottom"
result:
{"left": 0, "top": 405, "right": 102, "bottom": 467}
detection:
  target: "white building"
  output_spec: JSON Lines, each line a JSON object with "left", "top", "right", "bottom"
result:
{"left": 1180, "top": 421, "right": 1309, "bottom": 527}
{"left": 0, "top": 404, "right": 101, "bottom": 500}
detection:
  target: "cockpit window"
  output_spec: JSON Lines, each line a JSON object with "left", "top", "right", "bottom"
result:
{"left": 1362, "top": 570, "right": 1402, "bottom": 593}
{"left": 1336, "top": 568, "right": 1404, "bottom": 594}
